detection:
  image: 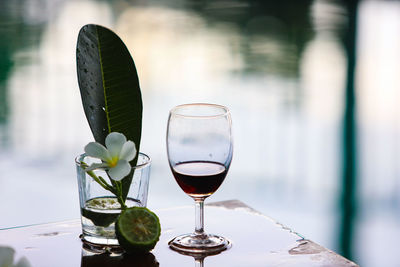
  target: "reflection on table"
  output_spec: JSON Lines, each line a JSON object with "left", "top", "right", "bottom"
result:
{"left": 0, "top": 200, "right": 359, "bottom": 267}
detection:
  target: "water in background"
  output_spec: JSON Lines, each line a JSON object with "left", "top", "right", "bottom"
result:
{"left": 0, "top": 0, "right": 399, "bottom": 266}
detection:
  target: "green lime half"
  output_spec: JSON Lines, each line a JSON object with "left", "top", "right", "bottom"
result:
{"left": 116, "top": 207, "right": 161, "bottom": 253}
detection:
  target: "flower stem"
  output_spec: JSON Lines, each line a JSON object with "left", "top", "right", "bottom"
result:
{"left": 81, "top": 162, "right": 126, "bottom": 209}
{"left": 98, "top": 176, "right": 116, "bottom": 193}
{"left": 111, "top": 180, "right": 127, "bottom": 210}
{"left": 86, "top": 171, "right": 114, "bottom": 193}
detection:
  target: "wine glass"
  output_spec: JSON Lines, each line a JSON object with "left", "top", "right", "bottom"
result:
{"left": 166, "top": 103, "right": 233, "bottom": 254}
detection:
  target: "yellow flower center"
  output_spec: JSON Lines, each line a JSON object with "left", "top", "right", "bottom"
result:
{"left": 108, "top": 157, "right": 119, "bottom": 168}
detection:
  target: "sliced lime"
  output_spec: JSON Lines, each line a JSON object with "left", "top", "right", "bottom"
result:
{"left": 116, "top": 207, "right": 161, "bottom": 253}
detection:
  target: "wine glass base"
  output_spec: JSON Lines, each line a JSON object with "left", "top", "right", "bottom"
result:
{"left": 168, "top": 233, "right": 231, "bottom": 255}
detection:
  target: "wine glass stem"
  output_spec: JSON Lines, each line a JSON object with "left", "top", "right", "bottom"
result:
{"left": 195, "top": 258, "right": 204, "bottom": 267}
{"left": 194, "top": 199, "right": 205, "bottom": 236}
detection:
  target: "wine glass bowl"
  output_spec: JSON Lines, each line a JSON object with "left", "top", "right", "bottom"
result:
{"left": 167, "top": 103, "right": 233, "bottom": 254}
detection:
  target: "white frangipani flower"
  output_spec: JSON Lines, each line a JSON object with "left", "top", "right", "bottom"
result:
{"left": 84, "top": 132, "right": 137, "bottom": 181}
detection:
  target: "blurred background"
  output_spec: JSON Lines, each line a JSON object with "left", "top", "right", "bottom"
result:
{"left": 0, "top": 0, "right": 399, "bottom": 266}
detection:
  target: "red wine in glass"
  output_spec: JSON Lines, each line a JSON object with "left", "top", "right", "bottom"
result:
{"left": 171, "top": 161, "right": 227, "bottom": 198}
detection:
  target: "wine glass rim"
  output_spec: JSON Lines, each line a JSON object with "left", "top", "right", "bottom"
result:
{"left": 170, "top": 103, "right": 230, "bottom": 118}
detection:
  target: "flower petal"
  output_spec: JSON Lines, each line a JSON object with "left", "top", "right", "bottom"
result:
{"left": 108, "top": 159, "right": 130, "bottom": 181}
{"left": 119, "top": 141, "right": 137, "bottom": 162}
{"left": 105, "top": 132, "right": 126, "bottom": 158}
{"left": 85, "top": 162, "right": 109, "bottom": 171}
{"left": 84, "top": 142, "right": 110, "bottom": 161}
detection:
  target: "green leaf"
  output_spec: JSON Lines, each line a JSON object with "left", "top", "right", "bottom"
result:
{"left": 76, "top": 24, "right": 142, "bottom": 200}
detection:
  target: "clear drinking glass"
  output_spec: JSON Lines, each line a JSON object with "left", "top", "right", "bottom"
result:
{"left": 166, "top": 103, "right": 233, "bottom": 254}
{"left": 76, "top": 152, "right": 151, "bottom": 247}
